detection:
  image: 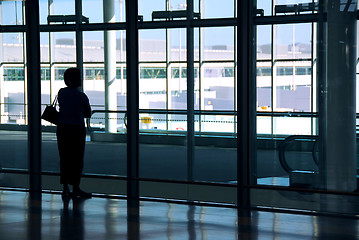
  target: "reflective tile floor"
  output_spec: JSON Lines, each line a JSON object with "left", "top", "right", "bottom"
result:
{"left": 0, "top": 190, "right": 359, "bottom": 240}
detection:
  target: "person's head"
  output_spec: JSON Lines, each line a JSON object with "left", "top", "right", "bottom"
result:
{"left": 64, "top": 68, "right": 81, "bottom": 88}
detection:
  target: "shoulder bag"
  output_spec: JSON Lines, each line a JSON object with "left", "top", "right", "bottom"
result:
{"left": 41, "top": 95, "right": 59, "bottom": 125}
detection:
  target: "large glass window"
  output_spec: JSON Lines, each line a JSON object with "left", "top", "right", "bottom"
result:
{"left": 192, "top": 23, "right": 236, "bottom": 190}
{"left": 0, "top": 31, "right": 28, "bottom": 189}
{"left": 40, "top": 28, "right": 127, "bottom": 195}
{"left": 1, "top": 0, "right": 24, "bottom": 25}
{"left": 0, "top": 0, "right": 352, "bottom": 218}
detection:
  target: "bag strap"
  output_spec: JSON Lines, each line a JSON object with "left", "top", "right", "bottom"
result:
{"left": 51, "top": 95, "right": 58, "bottom": 106}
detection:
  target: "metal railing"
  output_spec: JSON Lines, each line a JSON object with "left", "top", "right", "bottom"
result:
{"left": 86, "top": 109, "right": 239, "bottom": 136}
{"left": 86, "top": 109, "right": 320, "bottom": 137}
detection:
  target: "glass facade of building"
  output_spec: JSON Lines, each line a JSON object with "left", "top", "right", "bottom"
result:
{"left": 0, "top": 0, "right": 358, "bottom": 216}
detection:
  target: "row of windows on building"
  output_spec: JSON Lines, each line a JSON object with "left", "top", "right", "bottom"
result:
{"left": 3, "top": 67, "right": 229, "bottom": 81}
{"left": 257, "top": 66, "right": 312, "bottom": 76}
{"left": 3, "top": 66, "right": 312, "bottom": 81}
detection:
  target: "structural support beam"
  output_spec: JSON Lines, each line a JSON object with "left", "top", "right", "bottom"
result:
{"left": 318, "top": 0, "right": 357, "bottom": 191}
{"left": 0, "top": 3, "right": 4, "bottom": 124}
{"left": 75, "top": 0, "right": 84, "bottom": 86}
{"left": 237, "top": 0, "right": 256, "bottom": 208}
{"left": 104, "top": 0, "right": 118, "bottom": 133}
{"left": 26, "top": 0, "right": 42, "bottom": 201}
{"left": 126, "top": 0, "right": 139, "bottom": 210}
{"left": 187, "top": 0, "right": 195, "bottom": 183}
{"left": 126, "top": 1, "right": 140, "bottom": 238}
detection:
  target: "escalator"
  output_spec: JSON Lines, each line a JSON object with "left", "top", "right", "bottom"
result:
{"left": 278, "top": 135, "right": 319, "bottom": 188}
{"left": 279, "top": 135, "right": 359, "bottom": 189}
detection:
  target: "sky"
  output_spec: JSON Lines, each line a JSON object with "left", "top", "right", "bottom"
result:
{"left": 1, "top": 0, "right": 312, "bottom": 47}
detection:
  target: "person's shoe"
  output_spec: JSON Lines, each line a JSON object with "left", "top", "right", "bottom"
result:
{"left": 72, "top": 189, "right": 92, "bottom": 199}
{"left": 61, "top": 189, "right": 72, "bottom": 202}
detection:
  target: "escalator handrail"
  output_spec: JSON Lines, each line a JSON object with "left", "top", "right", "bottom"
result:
{"left": 278, "top": 135, "right": 319, "bottom": 173}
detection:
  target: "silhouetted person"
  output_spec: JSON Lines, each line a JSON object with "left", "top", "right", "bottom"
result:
{"left": 57, "top": 67, "right": 92, "bottom": 201}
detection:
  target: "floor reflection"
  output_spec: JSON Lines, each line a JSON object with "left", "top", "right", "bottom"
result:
{"left": 27, "top": 199, "right": 42, "bottom": 240}
{"left": 60, "top": 198, "right": 86, "bottom": 240}
{"left": 187, "top": 205, "right": 196, "bottom": 240}
{"left": 0, "top": 191, "right": 359, "bottom": 239}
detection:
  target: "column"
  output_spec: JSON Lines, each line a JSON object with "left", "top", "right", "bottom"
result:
{"left": 49, "top": 0, "right": 56, "bottom": 102}
{"left": 237, "top": 0, "right": 256, "bottom": 207}
{"left": 126, "top": 0, "right": 140, "bottom": 238}
{"left": 187, "top": 0, "right": 195, "bottom": 182}
{"left": 0, "top": 2, "right": 4, "bottom": 123}
{"left": 104, "top": 0, "right": 118, "bottom": 133}
{"left": 75, "top": 0, "right": 84, "bottom": 88}
{"left": 26, "top": 0, "right": 42, "bottom": 201}
{"left": 125, "top": 0, "right": 139, "bottom": 211}
{"left": 318, "top": 0, "right": 357, "bottom": 191}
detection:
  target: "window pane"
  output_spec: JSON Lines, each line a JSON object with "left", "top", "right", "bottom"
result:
{"left": 202, "top": 64, "right": 235, "bottom": 111}
{"left": 202, "top": 27, "right": 235, "bottom": 61}
{"left": 200, "top": 0, "right": 234, "bottom": 19}
{"left": 83, "top": 0, "right": 126, "bottom": 23}
{"left": 41, "top": 68, "right": 51, "bottom": 81}
{"left": 139, "top": 29, "right": 166, "bottom": 62}
{"left": 257, "top": 62, "right": 272, "bottom": 112}
{"left": 257, "top": 0, "right": 272, "bottom": 16}
{"left": 53, "top": 32, "right": 76, "bottom": 62}
{"left": 139, "top": 64, "right": 167, "bottom": 109}
{"left": 40, "top": 33, "right": 50, "bottom": 62}
{"left": 169, "top": 28, "right": 187, "bottom": 62}
{"left": 169, "top": 66, "right": 199, "bottom": 110}
{"left": 40, "top": 66, "right": 51, "bottom": 106}
{"left": 257, "top": 25, "right": 272, "bottom": 60}
{"left": 274, "top": 62, "right": 312, "bottom": 112}
{"left": 138, "top": 0, "right": 166, "bottom": 21}
{"left": 3, "top": 33, "right": 24, "bottom": 62}
{"left": 257, "top": 116, "right": 272, "bottom": 134}
{"left": 273, "top": 116, "right": 312, "bottom": 135}
{"left": 274, "top": 23, "right": 312, "bottom": 60}
{"left": 116, "top": 31, "right": 126, "bottom": 62}
{"left": 40, "top": 0, "right": 75, "bottom": 24}
{"left": 271, "top": 0, "right": 318, "bottom": 16}
{"left": 1, "top": 0, "right": 24, "bottom": 25}
{"left": 51, "top": 65, "right": 72, "bottom": 102}
{"left": 169, "top": 0, "right": 187, "bottom": 11}
{"left": 0, "top": 32, "right": 28, "bottom": 188}
{"left": 1, "top": 33, "right": 25, "bottom": 125}
{"left": 83, "top": 31, "right": 104, "bottom": 62}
